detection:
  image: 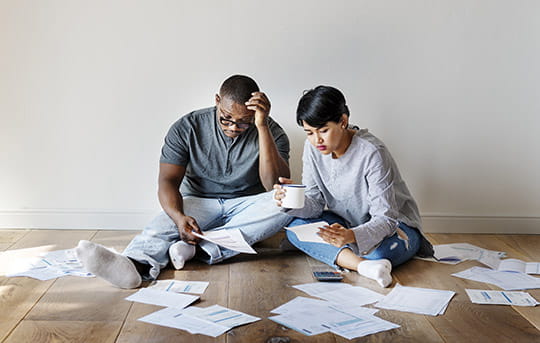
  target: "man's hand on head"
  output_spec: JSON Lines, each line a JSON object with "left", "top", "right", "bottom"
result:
{"left": 245, "top": 92, "right": 271, "bottom": 128}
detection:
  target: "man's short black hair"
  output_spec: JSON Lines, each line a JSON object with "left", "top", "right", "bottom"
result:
{"left": 219, "top": 75, "right": 260, "bottom": 104}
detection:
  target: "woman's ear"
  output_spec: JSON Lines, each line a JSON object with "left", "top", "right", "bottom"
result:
{"left": 340, "top": 114, "right": 348, "bottom": 129}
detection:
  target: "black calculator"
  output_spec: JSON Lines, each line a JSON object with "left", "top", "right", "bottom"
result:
{"left": 312, "top": 270, "right": 344, "bottom": 282}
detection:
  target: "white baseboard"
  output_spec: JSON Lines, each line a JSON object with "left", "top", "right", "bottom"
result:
{"left": 0, "top": 209, "right": 539, "bottom": 234}
{"left": 422, "top": 215, "right": 540, "bottom": 234}
{"left": 0, "top": 209, "right": 157, "bottom": 230}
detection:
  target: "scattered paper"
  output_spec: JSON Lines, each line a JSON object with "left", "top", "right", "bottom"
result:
{"left": 317, "top": 286, "right": 385, "bottom": 306}
{"left": 284, "top": 221, "right": 329, "bottom": 243}
{"left": 479, "top": 258, "right": 540, "bottom": 275}
{"left": 452, "top": 266, "right": 540, "bottom": 290}
{"left": 148, "top": 280, "right": 209, "bottom": 294}
{"left": 139, "top": 305, "right": 260, "bottom": 337}
{"left": 417, "top": 243, "right": 506, "bottom": 265}
{"left": 270, "top": 296, "right": 330, "bottom": 315}
{"left": 193, "top": 229, "right": 256, "bottom": 254}
{"left": 375, "top": 284, "right": 455, "bottom": 316}
{"left": 292, "top": 282, "right": 352, "bottom": 297}
{"left": 465, "top": 289, "right": 538, "bottom": 306}
{"left": 125, "top": 288, "right": 199, "bottom": 309}
{"left": 6, "top": 248, "right": 93, "bottom": 280}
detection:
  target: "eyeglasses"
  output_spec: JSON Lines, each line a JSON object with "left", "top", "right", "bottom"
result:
{"left": 219, "top": 115, "right": 253, "bottom": 129}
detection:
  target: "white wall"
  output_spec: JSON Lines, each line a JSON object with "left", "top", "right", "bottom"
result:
{"left": 1, "top": 0, "right": 539, "bottom": 233}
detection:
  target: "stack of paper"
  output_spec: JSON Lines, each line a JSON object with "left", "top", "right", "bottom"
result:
{"left": 6, "top": 248, "right": 93, "bottom": 280}
{"left": 269, "top": 296, "right": 398, "bottom": 339}
{"left": 139, "top": 305, "right": 260, "bottom": 337}
{"left": 465, "top": 289, "right": 538, "bottom": 307}
{"left": 148, "top": 280, "right": 209, "bottom": 294}
{"left": 375, "top": 284, "right": 455, "bottom": 316}
{"left": 452, "top": 267, "right": 540, "bottom": 290}
{"left": 418, "top": 243, "right": 506, "bottom": 265}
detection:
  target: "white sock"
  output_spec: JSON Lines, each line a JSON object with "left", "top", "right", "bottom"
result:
{"left": 169, "top": 241, "right": 196, "bottom": 270}
{"left": 357, "top": 259, "right": 393, "bottom": 288}
{"left": 75, "top": 240, "right": 142, "bottom": 289}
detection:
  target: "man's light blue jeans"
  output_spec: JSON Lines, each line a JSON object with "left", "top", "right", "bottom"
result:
{"left": 123, "top": 191, "right": 292, "bottom": 280}
{"left": 286, "top": 211, "right": 421, "bottom": 269}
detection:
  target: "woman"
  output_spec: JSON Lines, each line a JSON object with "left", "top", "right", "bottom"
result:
{"left": 274, "top": 86, "right": 433, "bottom": 287}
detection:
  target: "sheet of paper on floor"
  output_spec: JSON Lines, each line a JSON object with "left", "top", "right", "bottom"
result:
{"left": 316, "top": 285, "right": 385, "bottom": 306}
{"left": 452, "top": 266, "right": 540, "bottom": 290}
{"left": 478, "top": 258, "right": 540, "bottom": 275}
{"left": 138, "top": 305, "right": 260, "bottom": 337}
{"left": 192, "top": 229, "right": 256, "bottom": 254}
{"left": 375, "top": 284, "right": 455, "bottom": 316}
{"left": 292, "top": 282, "right": 352, "bottom": 297}
{"left": 465, "top": 289, "right": 539, "bottom": 306}
{"left": 417, "top": 243, "right": 506, "bottom": 264}
{"left": 125, "top": 288, "right": 199, "bottom": 309}
{"left": 148, "top": 280, "right": 209, "bottom": 294}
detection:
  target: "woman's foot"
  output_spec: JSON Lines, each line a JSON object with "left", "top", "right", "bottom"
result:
{"left": 76, "top": 240, "right": 142, "bottom": 289}
{"left": 357, "top": 259, "right": 392, "bottom": 287}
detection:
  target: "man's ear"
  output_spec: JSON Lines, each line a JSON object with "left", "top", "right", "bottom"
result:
{"left": 215, "top": 94, "right": 220, "bottom": 105}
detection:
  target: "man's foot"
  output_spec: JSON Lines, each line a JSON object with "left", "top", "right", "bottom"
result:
{"left": 75, "top": 240, "right": 142, "bottom": 289}
{"left": 357, "top": 259, "right": 392, "bottom": 288}
{"left": 169, "top": 241, "right": 196, "bottom": 270}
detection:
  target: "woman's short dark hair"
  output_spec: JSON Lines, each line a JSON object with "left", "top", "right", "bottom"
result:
{"left": 296, "top": 86, "right": 350, "bottom": 127}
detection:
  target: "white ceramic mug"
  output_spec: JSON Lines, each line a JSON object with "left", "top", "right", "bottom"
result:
{"left": 281, "top": 184, "right": 306, "bottom": 209}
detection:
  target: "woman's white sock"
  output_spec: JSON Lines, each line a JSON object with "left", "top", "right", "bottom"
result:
{"left": 169, "top": 241, "right": 196, "bottom": 270}
{"left": 357, "top": 259, "right": 393, "bottom": 288}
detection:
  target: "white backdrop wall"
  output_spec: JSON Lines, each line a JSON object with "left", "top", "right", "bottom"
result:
{"left": 1, "top": 0, "right": 539, "bottom": 233}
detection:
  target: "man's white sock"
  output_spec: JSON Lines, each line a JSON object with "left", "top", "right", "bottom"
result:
{"left": 357, "top": 259, "right": 393, "bottom": 288}
{"left": 169, "top": 241, "right": 196, "bottom": 270}
{"left": 75, "top": 240, "right": 142, "bottom": 289}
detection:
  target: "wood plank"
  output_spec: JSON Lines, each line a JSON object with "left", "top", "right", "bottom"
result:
{"left": 0, "top": 230, "right": 29, "bottom": 251}
{"left": 405, "top": 234, "right": 540, "bottom": 342}
{"left": 227, "top": 250, "right": 337, "bottom": 343}
{"left": 116, "top": 259, "right": 229, "bottom": 343}
{"left": 0, "top": 230, "right": 96, "bottom": 342}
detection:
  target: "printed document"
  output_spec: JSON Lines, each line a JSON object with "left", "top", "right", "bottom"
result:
{"left": 193, "top": 229, "right": 256, "bottom": 254}
{"left": 465, "top": 289, "right": 538, "bottom": 306}
{"left": 375, "top": 284, "right": 455, "bottom": 316}
{"left": 285, "top": 221, "right": 329, "bottom": 244}
{"left": 479, "top": 258, "right": 540, "bottom": 275}
{"left": 125, "top": 288, "right": 199, "bottom": 309}
{"left": 292, "top": 282, "right": 352, "bottom": 297}
{"left": 452, "top": 266, "right": 540, "bottom": 290}
{"left": 316, "top": 286, "right": 385, "bottom": 306}
{"left": 148, "top": 280, "right": 209, "bottom": 294}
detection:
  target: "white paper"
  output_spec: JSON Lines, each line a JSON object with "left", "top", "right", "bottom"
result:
{"left": 292, "top": 282, "right": 352, "bottom": 297}
{"left": 271, "top": 296, "right": 330, "bottom": 314}
{"left": 494, "top": 259, "right": 540, "bottom": 275}
{"left": 452, "top": 266, "right": 540, "bottom": 290}
{"left": 317, "top": 286, "right": 385, "bottom": 306}
{"left": 375, "top": 284, "right": 455, "bottom": 316}
{"left": 465, "top": 289, "right": 538, "bottom": 306}
{"left": 139, "top": 307, "right": 228, "bottom": 337}
{"left": 417, "top": 243, "right": 506, "bottom": 265}
{"left": 138, "top": 305, "right": 260, "bottom": 337}
{"left": 148, "top": 280, "right": 209, "bottom": 294}
{"left": 329, "top": 315, "right": 400, "bottom": 339}
{"left": 125, "top": 288, "right": 199, "bottom": 309}
{"left": 284, "top": 221, "right": 329, "bottom": 243}
{"left": 193, "top": 229, "right": 256, "bottom": 254}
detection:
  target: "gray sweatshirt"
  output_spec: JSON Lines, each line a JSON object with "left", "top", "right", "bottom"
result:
{"left": 285, "top": 128, "right": 432, "bottom": 256}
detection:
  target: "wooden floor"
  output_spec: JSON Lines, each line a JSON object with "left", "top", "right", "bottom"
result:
{"left": 0, "top": 230, "right": 538, "bottom": 343}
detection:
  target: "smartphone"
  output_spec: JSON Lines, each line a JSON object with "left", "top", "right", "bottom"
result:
{"left": 312, "top": 270, "right": 344, "bottom": 282}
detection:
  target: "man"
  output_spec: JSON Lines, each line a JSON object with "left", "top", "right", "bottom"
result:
{"left": 76, "top": 75, "right": 292, "bottom": 288}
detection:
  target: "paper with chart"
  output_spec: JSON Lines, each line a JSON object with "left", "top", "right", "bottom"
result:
{"left": 465, "top": 289, "right": 538, "bottom": 306}
{"left": 417, "top": 243, "right": 506, "bottom": 265}
{"left": 139, "top": 305, "right": 260, "bottom": 337}
{"left": 479, "top": 258, "right": 540, "bottom": 274}
{"left": 452, "top": 266, "right": 540, "bottom": 290}
{"left": 375, "top": 284, "right": 455, "bottom": 316}
{"left": 292, "top": 281, "right": 352, "bottom": 297}
{"left": 284, "top": 221, "right": 329, "bottom": 243}
{"left": 193, "top": 229, "right": 256, "bottom": 254}
{"left": 125, "top": 288, "right": 199, "bottom": 309}
{"left": 316, "top": 285, "right": 385, "bottom": 306}
{"left": 148, "top": 280, "right": 209, "bottom": 294}
{"left": 6, "top": 248, "right": 94, "bottom": 280}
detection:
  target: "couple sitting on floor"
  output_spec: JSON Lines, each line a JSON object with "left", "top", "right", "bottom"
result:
{"left": 76, "top": 75, "right": 433, "bottom": 289}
